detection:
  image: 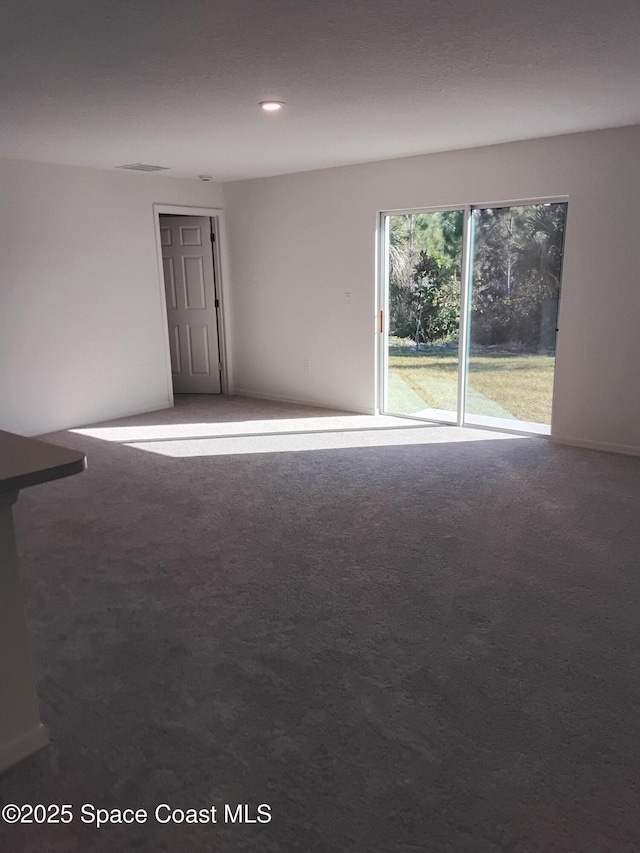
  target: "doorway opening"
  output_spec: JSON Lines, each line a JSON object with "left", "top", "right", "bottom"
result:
{"left": 379, "top": 200, "right": 568, "bottom": 435}
{"left": 157, "top": 211, "right": 226, "bottom": 397}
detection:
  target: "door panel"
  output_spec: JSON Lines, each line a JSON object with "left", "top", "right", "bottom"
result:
{"left": 162, "top": 257, "right": 177, "bottom": 308}
{"left": 180, "top": 225, "right": 203, "bottom": 246}
{"left": 186, "top": 325, "right": 210, "bottom": 375}
{"left": 168, "top": 325, "right": 181, "bottom": 374}
{"left": 465, "top": 203, "right": 567, "bottom": 432}
{"left": 183, "top": 256, "right": 207, "bottom": 309}
{"left": 382, "top": 209, "right": 464, "bottom": 422}
{"left": 160, "top": 215, "right": 221, "bottom": 394}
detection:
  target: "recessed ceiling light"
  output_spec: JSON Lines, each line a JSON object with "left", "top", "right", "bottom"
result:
{"left": 259, "top": 101, "right": 284, "bottom": 112}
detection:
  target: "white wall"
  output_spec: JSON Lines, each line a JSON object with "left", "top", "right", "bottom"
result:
{"left": 224, "top": 125, "right": 640, "bottom": 454}
{"left": 0, "top": 158, "right": 224, "bottom": 435}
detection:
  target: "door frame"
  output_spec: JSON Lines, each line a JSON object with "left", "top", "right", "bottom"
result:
{"left": 377, "top": 195, "right": 569, "bottom": 434}
{"left": 153, "top": 204, "right": 232, "bottom": 406}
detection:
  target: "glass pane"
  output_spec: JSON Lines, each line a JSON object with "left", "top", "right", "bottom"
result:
{"left": 465, "top": 203, "right": 567, "bottom": 432}
{"left": 385, "top": 210, "right": 464, "bottom": 421}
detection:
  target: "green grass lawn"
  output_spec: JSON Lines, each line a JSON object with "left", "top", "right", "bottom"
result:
{"left": 388, "top": 347, "right": 556, "bottom": 424}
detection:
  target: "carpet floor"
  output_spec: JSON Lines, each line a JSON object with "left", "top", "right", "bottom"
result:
{"left": 1, "top": 395, "right": 639, "bottom": 853}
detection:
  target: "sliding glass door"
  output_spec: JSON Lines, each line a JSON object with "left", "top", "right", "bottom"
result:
{"left": 381, "top": 201, "right": 567, "bottom": 434}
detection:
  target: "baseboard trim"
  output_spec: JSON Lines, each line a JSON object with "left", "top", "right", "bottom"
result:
{"left": 44, "top": 398, "right": 175, "bottom": 436}
{"left": 550, "top": 436, "right": 640, "bottom": 457}
{"left": 0, "top": 724, "right": 50, "bottom": 776}
{"left": 233, "top": 389, "right": 375, "bottom": 416}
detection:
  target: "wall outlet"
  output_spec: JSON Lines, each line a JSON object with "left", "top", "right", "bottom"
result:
{"left": 303, "top": 359, "right": 311, "bottom": 373}
{"left": 344, "top": 291, "right": 351, "bottom": 306}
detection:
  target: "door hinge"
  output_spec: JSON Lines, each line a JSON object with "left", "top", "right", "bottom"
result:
{"left": 210, "top": 232, "right": 216, "bottom": 243}
{"left": 218, "top": 362, "right": 223, "bottom": 372}
{"left": 214, "top": 298, "right": 220, "bottom": 308}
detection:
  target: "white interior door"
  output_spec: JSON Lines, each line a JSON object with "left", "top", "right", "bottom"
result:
{"left": 160, "top": 215, "right": 221, "bottom": 393}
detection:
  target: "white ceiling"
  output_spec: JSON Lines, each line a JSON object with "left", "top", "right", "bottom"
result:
{"left": 2, "top": 0, "right": 639, "bottom": 182}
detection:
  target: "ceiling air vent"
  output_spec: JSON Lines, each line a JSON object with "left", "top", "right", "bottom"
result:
{"left": 117, "top": 163, "right": 169, "bottom": 172}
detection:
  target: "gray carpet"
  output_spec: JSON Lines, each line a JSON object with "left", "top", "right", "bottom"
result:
{"left": 1, "top": 395, "right": 640, "bottom": 853}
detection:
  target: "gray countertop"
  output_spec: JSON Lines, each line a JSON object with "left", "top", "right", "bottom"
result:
{"left": 0, "top": 430, "right": 86, "bottom": 494}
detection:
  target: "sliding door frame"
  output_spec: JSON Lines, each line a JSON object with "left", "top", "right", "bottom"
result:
{"left": 378, "top": 195, "right": 569, "bottom": 433}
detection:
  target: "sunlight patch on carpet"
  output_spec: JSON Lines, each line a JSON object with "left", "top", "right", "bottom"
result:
{"left": 71, "top": 415, "right": 528, "bottom": 457}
